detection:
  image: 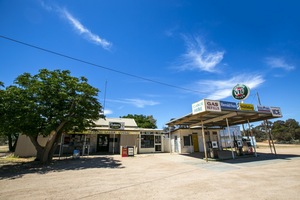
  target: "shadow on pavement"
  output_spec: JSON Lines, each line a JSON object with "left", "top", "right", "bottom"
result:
{"left": 0, "top": 156, "right": 124, "bottom": 180}
{"left": 180, "top": 151, "right": 300, "bottom": 164}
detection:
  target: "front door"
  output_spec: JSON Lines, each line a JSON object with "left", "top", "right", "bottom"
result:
{"left": 97, "top": 134, "right": 109, "bottom": 152}
{"left": 192, "top": 134, "right": 199, "bottom": 152}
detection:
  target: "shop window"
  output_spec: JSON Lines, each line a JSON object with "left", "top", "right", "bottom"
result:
{"left": 155, "top": 135, "right": 161, "bottom": 144}
{"left": 141, "top": 135, "right": 154, "bottom": 148}
{"left": 183, "top": 136, "right": 192, "bottom": 146}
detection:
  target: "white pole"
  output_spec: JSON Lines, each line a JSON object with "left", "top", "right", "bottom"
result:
{"left": 226, "top": 118, "right": 235, "bottom": 159}
{"left": 113, "top": 132, "right": 115, "bottom": 155}
{"left": 169, "top": 127, "right": 172, "bottom": 154}
{"left": 201, "top": 121, "right": 208, "bottom": 162}
{"left": 247, "top": 120, "right": 257, "bottom": 157}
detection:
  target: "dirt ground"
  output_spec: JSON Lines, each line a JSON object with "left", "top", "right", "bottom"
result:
{"left": 1, "top": 143, "right": 300, "bottom": 200}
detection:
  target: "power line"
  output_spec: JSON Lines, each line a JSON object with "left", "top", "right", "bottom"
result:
{"left": 0, "top": 35, "right": 205, "bottom": 94}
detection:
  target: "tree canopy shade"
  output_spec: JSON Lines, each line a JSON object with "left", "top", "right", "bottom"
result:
{"left": 120, "top": 114, "right": 157, "bottom": 129}
{"left": 0, "top": 69, "right": 103, "bottom": 163}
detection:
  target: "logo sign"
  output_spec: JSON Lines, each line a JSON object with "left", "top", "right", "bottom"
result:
{"left": 270, "top": 107, "right": 282, "bottom": 117}
{"left": 232, "top": 84, "right": 250, "bottom": 101}
{"left": 220, "top": 101, "right": 238, "bottom": 110}
{"left": 238, "top": 103, "right": 254, "bottom": 111}
{"left": 109, "top": 122, "right": 125, "bottom": 130}
{"left": 192, "top": 99, "right": 221, "bottom": 114}
{"left": 257, "top": 105, "right": 271, "bottom": 113}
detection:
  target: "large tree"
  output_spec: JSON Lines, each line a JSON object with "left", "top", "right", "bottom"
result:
{"left": 0, "top": 69, "right": 102, "bottom": 163}
{"left": 121, "top": 114, "right": 157, "bottom": 128}
{"left": 0, "top": 82, "right": 20, "bottom": 151}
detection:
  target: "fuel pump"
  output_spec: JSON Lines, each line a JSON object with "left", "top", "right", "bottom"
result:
{"left": 234, "top": 140, "right": 243, "bottom": 156}
{"left": 207, "top": 141, "right": 219, "bottom": 158}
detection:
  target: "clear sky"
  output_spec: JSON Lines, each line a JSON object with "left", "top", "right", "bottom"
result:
{"left": 1, "top": 0, "right": 299, "bottom": 128}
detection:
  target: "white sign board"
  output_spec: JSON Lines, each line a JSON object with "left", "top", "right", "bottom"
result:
{"left": 192, "top": 99, "right": 205, "bottom": 114}
{"left": 270, "top": 107, "right": 282, "bottom": 117}
{"left": 192, "top": 99, "right": 221, "bottom": 115}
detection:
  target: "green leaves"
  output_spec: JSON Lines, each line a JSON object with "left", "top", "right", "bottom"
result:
{"left": 0, "top": 69, "right": 103, "bottom": 137}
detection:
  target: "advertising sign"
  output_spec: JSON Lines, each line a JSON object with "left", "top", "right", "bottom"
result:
{"left": 192, "top": 99, "right": 205, "bottom": 115}
{"left": 270, "top": 107, "right": 282, "bottom": 117}
{"left": 192, "top": 99, "right": 221, "bottom": 114}
{"left": 109, "top": 122, "right": 125, "bottom": 130}
{"left": 238, "top": 103, "right": 254, "bottom": 111}
{"left": 232, "top": 84, "right": 250, "bottom": 101}
{"left": 220, "top": 101, "right": 238, "bottom": 110}
{"left": 257, "top": 105, "right": 271, "bottom": 113}
{"left": 205, "top": 100, "right": 221, "bottom": 112}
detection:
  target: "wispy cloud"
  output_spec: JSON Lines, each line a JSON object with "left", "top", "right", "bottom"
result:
{"left": 103, "top": 109, "right": 113, "bottom": 115}
{"left": 39, "top": 1, "right": 112, "bottom": 50}
{"left": 108, "top": 98, "right": 160, "bottom": 108}
{"left": 178, "top": 36, "right": 224, "bottom": 72}
{"left": 194, "top": 74, "right": 265, "bottom": 100}
{"left": 61, "top": 9, "right": 112, "bottom": 50}
{"left": 265, "top": 57, "right": 295, "bottom": 71}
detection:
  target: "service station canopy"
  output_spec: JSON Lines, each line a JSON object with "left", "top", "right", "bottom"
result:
{"left": 166, "top": 99, "right": 282, "bottom": 128}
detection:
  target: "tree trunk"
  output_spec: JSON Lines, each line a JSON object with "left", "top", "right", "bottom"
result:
{"left": 8, "top": 135, "right": 13, "bottom": 152}
{"left": 29, "top": 122, "right": 67, "bottom": 164}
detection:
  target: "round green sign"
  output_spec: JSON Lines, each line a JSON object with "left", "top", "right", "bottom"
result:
{"left": 232, "top": 84, "right": 250, "bottom": 100}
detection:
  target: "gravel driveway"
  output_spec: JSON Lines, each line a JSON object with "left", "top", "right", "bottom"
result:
{"left": 1, "top": 144, "right": 300, "bottom": 200}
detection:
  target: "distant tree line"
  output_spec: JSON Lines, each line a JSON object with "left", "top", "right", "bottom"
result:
{"left": 243, "top": 119, "right": 300, "bottom": 144}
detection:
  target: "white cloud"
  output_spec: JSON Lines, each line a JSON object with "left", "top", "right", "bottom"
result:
{"left": 39, "top": 1, "right": 112, "bottom": 50}
{"left": 265, "top": 57, "right": 295, "bottom": 71}
{"left": 108, "top": 98, "right": 160, "bottom": 108}
{"left": 194, "top": 74, "right": 265, "bottom": 100}
{"left": 103, "top": 109, "right": 113, "bottom": 115}
{"left": 61, "top": 9, "right": 112, "bottom": 50}
{"left": 124, "top": 98, "right": 160, "bottom": 108}
{"left": 178, "top": 36, "right": 224, "bottom": 72}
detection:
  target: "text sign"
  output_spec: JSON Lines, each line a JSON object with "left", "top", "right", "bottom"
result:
{"left": 238, "top": 103, "right": 254, "bottom": 111}
{"left": 257, "top": 105, "right": 271, "bottom": 113}
{"left": 220, "top": 101, "right": 238, "bottom": 110}
{"left": 109, "top": 122, "right": 125, "bottom": 130}
{"left": 205, "top": 100, "right": 221, "bottom": 112}
{"left": 270, "top": 107, "right": 282, "bottom": 117}
{"left": 192, "top": 99, "right": 221, "bottom": 115}
{"left": 192, "top": 100, "right": 205, "bottom": 114}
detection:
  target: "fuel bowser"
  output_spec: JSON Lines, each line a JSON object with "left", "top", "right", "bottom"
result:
{"left": 208, "top": 141, "right": 219, "bottom": 158}
{"left": 234, "top": 140, "right": 243, "bottom": 156}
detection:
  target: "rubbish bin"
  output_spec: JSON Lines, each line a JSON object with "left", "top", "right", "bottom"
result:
{"left": 73, "top": 149, "right": 80, "bottom": 159}
{"left": 122, "top": 146, "right": 128, "bottom": 157}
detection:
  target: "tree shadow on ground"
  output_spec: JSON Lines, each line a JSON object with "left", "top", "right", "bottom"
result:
{"left": 180, "top": 151, "right": 300, "bottom": 164}
{"left": 0, "top": 155, "right": 124, "bottom": 180}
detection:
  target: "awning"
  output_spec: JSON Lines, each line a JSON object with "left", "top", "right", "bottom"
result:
{"left": 166, "top": 109, "right": 281, "bottom": 128}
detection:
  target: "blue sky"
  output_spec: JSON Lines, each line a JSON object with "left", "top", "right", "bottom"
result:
{"left": 1, "top": 0, "right": 299, "bottom": 128}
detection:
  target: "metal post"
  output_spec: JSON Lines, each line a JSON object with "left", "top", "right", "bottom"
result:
{"left": 226, "top": 118, "right": 235, "bottom": 159}
{"left": 247, "top": 120, "right": 257, "bottom": 157}
{"left": 59, "top": 133, "right": 64, "bottom": 159}
{"left": 169, "top": 127, "right": 172, "bottom": 154}
{"left": 113, "top": 132, "right": 115, "bottom": 155}
{"left": 201, "top": 121, "right": 208, "bottom": 162}
{"left": 269, "top": 129, "right": 277, "bottom": 156}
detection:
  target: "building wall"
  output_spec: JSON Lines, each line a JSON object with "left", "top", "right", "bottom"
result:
{"left": 120, "top": 134, "right": 138, "bottom": 155}
{"left": 14, "top": 135, "right": 48, "bottom": 157}
{"left": 170, "top": 128, "right": 221, "bottom": 153}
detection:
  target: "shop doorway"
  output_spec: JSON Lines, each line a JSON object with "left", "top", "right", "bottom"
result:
{"left": 97, "top": 134, "right": 109, "bottom": 152}
{"left": 192, "top": 134, "right": 199, "bottom": 152}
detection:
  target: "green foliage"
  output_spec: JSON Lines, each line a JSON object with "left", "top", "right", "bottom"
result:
{"left": 272, "top": 119, "right": 300, "bottom": 142}
{"left": 0, "top": 69, "right": 103, "bottom": 162}
{"left": 120, "top": 114, "right": 157, "bottom": 129}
